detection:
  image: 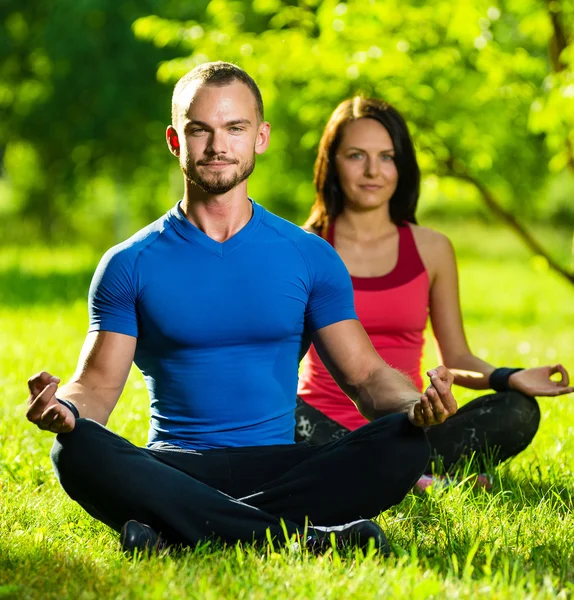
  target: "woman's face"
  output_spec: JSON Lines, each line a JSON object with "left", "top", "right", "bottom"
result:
{"left": 335, "top": 118, "right": 398, "bottom": 213}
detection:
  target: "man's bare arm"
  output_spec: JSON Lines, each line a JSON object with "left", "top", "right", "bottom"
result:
{"left": 312, "top": 319, "right": 457, "bottom": 426}
{"left": 26, "top": 331, "right": 136, "bottom": 432}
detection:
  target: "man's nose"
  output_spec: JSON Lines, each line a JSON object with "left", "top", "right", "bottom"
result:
{"left": 207, "top": 130, "right": 228, "bottom": 155}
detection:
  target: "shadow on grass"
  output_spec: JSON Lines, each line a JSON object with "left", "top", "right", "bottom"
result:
{"left": 413, "top": 535, "right": 573, "bottom": 590}
{"left": 424, "top": 450, "right": 574, "bottom": 514}
{"left": 392, "top": 490, "right": 574, "bottom": 589}
{"left": 494, "top": 468, "right": 574, "bottom": 513}
{"left": 0, "top": 545, "right": 112, "bottom": 599}
{"left": 392, "top": 458, "right": 574, "bottom": 584}
{"left": 0, "top": 268, "right": 94, "bottom": 307}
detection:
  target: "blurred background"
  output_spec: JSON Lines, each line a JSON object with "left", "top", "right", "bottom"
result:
{"left": 0, "top": 0, "right": 573, "bottom": 277}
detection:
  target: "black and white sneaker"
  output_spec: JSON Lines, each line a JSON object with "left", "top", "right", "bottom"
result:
{"left": 120, "top": 520, "right": 167, "bottom": 555}
{"left": 306, "top": 519, "right": 391, "bottom": 555}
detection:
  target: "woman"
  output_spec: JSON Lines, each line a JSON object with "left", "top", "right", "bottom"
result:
{"left": 296, "top": 97, "right": 573, "bottom": 475}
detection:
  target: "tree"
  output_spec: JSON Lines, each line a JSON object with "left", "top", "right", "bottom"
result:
{"left": 134, "top": 0, "right": 574, "bottom": 283}
{"left": 0, "top": 0, "right": 189, "bottom": 243}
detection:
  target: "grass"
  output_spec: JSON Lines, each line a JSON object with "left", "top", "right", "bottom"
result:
{"left": 1, "top": 219, "right": 574, "bottom": 599}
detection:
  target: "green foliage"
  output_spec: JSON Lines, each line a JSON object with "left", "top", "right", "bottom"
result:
{"left": 1, "top": 222, "right": 574, "bottom": 597}
{"left": 0, "top": 0, "right": 186, "bottom": 242}
{"left": 134, "top": 0, "right": 574, "bottom": 225}
{"left": 1, "top": 1, "right": 573, "bottom": 245}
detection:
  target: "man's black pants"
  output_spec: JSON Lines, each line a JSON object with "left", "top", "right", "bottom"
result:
{"left": 51, "top": 414, "right": 430, "bottom": 547}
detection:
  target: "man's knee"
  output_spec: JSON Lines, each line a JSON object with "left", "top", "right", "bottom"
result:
{"left": 389, "top": 414, "right": 430, "bottom": 473}
{"left": 50, "top": 418, "right": 109, "bottom": 486}
{"left": 353, "top": 414, "right": 430, "bottom": 513}
{"left": 369, "top": 412, "right": 429, "bottom": 442}
{"left": 364, "top": 413, "right": 431, "bottom": 478}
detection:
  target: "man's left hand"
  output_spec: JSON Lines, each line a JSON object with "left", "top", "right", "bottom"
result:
{"left": 409, "top": 366, "right": 457, "bottom": 427}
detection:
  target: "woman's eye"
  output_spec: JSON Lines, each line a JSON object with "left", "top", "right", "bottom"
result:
{"left": 349, "top": 153, "right": 363, "bottom": 159}
{"left": 381, "top": 154, "right": 395, "bottom": 162}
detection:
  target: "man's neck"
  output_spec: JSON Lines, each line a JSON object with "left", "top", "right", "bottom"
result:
{"left": 181, "top": 181, "right": 253, "bottom": 243}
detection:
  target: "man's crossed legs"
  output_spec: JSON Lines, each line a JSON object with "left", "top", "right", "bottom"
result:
{"left": 50, "top": 413, "right": 430, "bottom": 552}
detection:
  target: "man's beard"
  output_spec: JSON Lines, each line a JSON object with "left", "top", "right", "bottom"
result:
{"left": 182, "top": 154, "right": 256, "bottom": 195}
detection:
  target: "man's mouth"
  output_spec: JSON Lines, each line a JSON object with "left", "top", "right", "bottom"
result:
{"left": 197, "top": 159, "right": 237, "bottom": 167}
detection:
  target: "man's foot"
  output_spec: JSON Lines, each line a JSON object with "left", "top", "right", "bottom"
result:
{"left": 305, "top": 519, "right": 391, "bottom": 555}
{"left": 120, "top": 520, "right": 166, "bottom": 555}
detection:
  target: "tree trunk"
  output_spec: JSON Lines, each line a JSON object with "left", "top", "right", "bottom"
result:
{"left": 448, "top": 166, "right": 574, "bottom": 287}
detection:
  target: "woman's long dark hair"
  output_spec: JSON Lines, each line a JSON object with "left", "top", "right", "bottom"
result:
{"left": 305, "top": 97, "right": 420, "bottom": 234}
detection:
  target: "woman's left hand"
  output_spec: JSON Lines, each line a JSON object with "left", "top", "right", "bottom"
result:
{"left": 509, "top": 365, "right": 574, "bottom": 397}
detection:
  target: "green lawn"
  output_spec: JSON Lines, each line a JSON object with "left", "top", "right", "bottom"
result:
{"left": 1, "top": 220, "right": 574, "bottom": 599}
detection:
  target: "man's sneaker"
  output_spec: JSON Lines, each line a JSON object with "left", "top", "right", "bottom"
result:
{"left": 120, "top": 520, "right": 166, "bottom": 555}
{"left": 306, "top": 519, "right": 391, "bottom": 555}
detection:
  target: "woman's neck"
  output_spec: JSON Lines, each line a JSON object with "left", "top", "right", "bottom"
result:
{"left": 335, "top": 207, "right": 396, "bottom": 243}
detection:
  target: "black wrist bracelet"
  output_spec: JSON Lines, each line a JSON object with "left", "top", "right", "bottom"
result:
{"left": 489, "top": 367, "right": 524, "bottom": 392}
{"left": 56, "top": 398, "right": 80, "bottom": 419}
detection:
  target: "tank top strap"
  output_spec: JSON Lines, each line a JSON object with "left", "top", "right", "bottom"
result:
{"left": 325, "top": 222, "right": 335, "bottom": 246}
{"left": 396, "top": 222, "right": 426, "bottom": 280}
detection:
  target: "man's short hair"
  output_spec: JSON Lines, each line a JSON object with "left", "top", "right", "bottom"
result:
{"left": 171, "top": 61, "right": 264, "bottom": 126}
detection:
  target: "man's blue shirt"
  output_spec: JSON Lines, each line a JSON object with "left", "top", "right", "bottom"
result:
{"left": 88, "top": 201, "right": 357, "bottom": 449}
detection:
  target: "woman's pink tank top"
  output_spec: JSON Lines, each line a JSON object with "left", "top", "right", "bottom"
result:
{"left": 297, "top": 222, "right": 430, "bottom": 430}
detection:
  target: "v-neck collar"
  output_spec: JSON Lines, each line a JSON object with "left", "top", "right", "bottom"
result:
{"left": 167, "top": 199, "right": 263, "bottom": 258}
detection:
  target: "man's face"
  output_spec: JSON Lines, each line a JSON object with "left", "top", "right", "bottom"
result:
{"left": 170, "top": 81, "right": 269, "bottom": 195}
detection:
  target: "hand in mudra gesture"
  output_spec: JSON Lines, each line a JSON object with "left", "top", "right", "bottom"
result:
{"left": 509, "top": 364, "right": 573, "bottom": 397}
{"left": 26, "top": 371, "right": 76, "bottom": 433}
{"left": 408, "top": 366, "right": 457, "bottom": 427}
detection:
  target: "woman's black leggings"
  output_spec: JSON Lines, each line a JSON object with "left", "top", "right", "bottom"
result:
{"left": 295, "top": 391, "right": 541, "bottom": 473}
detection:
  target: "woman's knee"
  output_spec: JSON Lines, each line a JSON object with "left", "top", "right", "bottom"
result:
{"left": 504, "top": 391, "right": 540, "bottom": 443}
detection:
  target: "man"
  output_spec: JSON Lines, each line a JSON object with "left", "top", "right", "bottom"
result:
{"left": 26, "top": 62, "right": 457, "bottom": 554}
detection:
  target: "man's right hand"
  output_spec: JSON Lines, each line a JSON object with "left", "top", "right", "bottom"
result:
{"left": 26, "top": 371, "right": 76, "bottom": 433}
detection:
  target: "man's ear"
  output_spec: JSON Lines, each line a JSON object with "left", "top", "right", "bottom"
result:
{"left": 255, "top": 121, "right": 271, "bottom": 156}
{"left": 166, "top": 125, "right": 180, "bottom": 156}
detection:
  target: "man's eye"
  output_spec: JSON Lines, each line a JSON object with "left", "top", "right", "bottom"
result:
{"left": 229, "top": 127, "right": 244, "bottom": 132}
{"left": 190, "top": 128, "right": 206, "bottom": 134}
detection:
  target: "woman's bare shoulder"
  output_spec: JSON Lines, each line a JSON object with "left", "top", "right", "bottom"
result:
{"left": 409, "top": 224, "right": 456, "bottom": 276}
{"left": 410, "top": 224, "right": 452, "bottom": 252}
